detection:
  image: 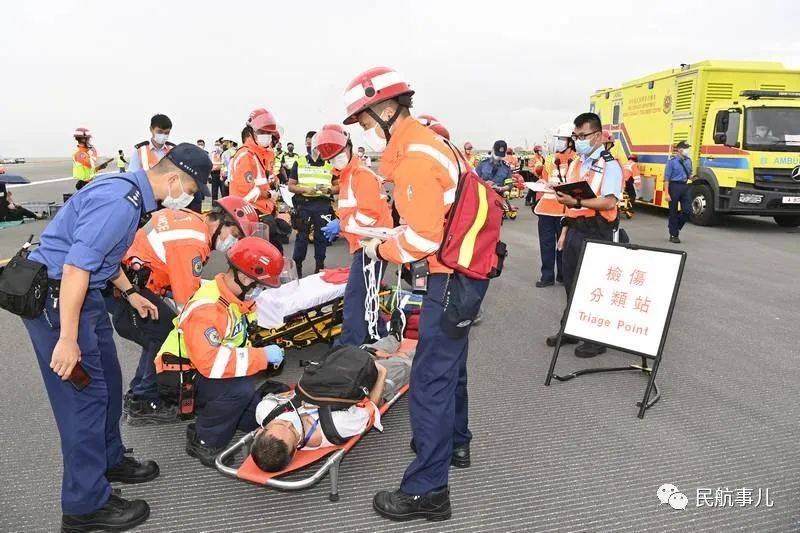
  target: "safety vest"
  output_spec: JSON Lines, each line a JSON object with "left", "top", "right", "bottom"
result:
{"left": 211, "top": 150, "right": 222, "bottom": 172}
{"left": 297, "top": 157, "right": 333, "bottom": 197}
{"left": 135, "top": 141, "right": 173, "bottom": 171}
{"left": 271, "top": 151, "right": 283, "bottom": 176}
{"left": 156, "top": 277, "right": 250, "bottom": 371}
{"left": 623, "top": 161, "right": 641, "bottom": 185}
{"left": 564, "top": 152, "right": 618, "bottom": 223}
{"left": 528, "top": 153, "right": 545, "bottom": 176}
{"left": 534, "top": 152, "right": 574, "bottom": 217}
{"left": 72, "top": 145, "right": 96, "bottom": 182}
{"left": 282, "top": 152, "right": 302, "bottom": 171}
{"left": 115, "top": 153, "right": 126, "bottom": 169}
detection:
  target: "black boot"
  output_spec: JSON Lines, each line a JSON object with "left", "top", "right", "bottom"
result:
{"left": 126, "top": 397, "right": 178, "bottom": 426}
{"left": 106, "top": 450, "right": 159, "bottom": 484}
{"left": 295, "top": 262, "right": 303, "bottom": 279}
{"left": 545, "top": 333, "right": 579, "bottom": 347}
{"left": 185, "top": 423, "right": 231, "bottom": 468}
{"left": 61, "top": 494, "right": 150, "bottom": 532}
{"left": 409, "top": 439, "right": 471, "bottom": 468}
{"left": 315, "top": 260, "right": 325, "bottom": 274}
{"left": 373, "top": 487, "right": 451, "bottom": 522}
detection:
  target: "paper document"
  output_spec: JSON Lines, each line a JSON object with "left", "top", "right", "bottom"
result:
{"left": 525, "top": 181, "right": 553, "bottom": 193}
{"left": 279, "top": 185, "right": 294, "bottom": 208}
{"left": 347, "top": 225, "right": 406, "bottom": 241}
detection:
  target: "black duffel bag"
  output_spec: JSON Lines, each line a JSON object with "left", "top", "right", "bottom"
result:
{"left": 0, "top": 235, "right": 48, "bottom": 319}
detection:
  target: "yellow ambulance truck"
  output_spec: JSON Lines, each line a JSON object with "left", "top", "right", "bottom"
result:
{"left": 590, "top": 60, "right": 800, "bottom": 227}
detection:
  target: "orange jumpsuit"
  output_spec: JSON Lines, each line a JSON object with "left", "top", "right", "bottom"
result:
{"left": 123, "top": 208, "right": 211, "bottom": 306}
{"left": 228, "top": 139, "right": 276, "bottom": 215}
{"left": 337, "top": 157, "right": 393, "bottom": 254}
{"left": 376, "top": 116, "right": 461, "bottom": 274}
{"left": 528, "top": 153, "right": 545, "bottom": 178}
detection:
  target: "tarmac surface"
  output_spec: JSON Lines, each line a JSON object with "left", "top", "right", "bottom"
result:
{"left": 0, "top": 173, "right": 798, "bottom": 531}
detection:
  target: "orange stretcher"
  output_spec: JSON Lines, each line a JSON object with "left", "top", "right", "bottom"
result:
{"left": 215, "top": 384, "right": 409, "bottom": 501}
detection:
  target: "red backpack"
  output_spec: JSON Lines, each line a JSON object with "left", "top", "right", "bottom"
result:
{"left": 438, "top": 142, "right": 507, "bottom": 280}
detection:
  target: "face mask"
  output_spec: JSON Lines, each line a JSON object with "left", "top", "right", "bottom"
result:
{"left": 681, "top": 148, "right": 690, "bottom": 157}
{"left": 331, "top": 152, "right": 350, "bottom": 170}
{"left": 215, "top": 233, "right": 238, "bottom": 252}
{"left": 363, "top": 126, "right": 387, "bottom": 153}
{"left": 153, "top": 133, "right": 169, "bottom": 146}
{"left": 575, "top": 139, "right": 594, "bottom": 156}
{"left": 553, "top": 138, "right": 568, "bottom": 153}
{"left": 256, "top": 134, "right": 272, "bottom": 147}
{"left": 162, "top": 178, "right": 194, "bottom": 210}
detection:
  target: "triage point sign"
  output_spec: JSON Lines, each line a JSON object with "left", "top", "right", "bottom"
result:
{"left": 564, "top": 241, "right": 684, "bottom": 356}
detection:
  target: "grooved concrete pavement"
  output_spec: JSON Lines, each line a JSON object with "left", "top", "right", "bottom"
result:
{"left": 0, "top": 203, "right": 798, "bottom": 532}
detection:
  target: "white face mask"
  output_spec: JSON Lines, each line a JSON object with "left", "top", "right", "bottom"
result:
{"left": 215, "top": 233, "right": 238, "bottom": 252}
{"left": 256, "top": 134, "right": 272, "bottom": 147}
{"left": 162, "top": 178, "right": 194, "bottom": 210}
{"left": 331, "top": 151, "right": 350, "bottom": 170}
{"left": 153, "top": 133, "right": 169, "bottom": 146}
{"left": 552, "top": 138, "right": 568, "bottom": 153}
{"left": 681, "top": 148, "right": 690, "bottom": 157}
{"left": 363, "top": 126, "right": 387, "bottom": 153}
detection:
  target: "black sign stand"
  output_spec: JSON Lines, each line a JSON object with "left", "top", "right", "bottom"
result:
{"left": 544, "top": 240, "right": 687, "bottom": 419}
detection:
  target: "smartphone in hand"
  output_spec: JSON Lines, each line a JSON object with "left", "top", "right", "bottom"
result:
{"left": 68, "top": 362, "right": 92, "bottom": 392}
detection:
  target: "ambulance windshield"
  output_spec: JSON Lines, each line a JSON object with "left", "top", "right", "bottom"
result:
{"left": 745, "top": 107, "right": 800, "bottom": 151}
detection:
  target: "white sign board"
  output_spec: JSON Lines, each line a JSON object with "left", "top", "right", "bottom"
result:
{"left": 564, "top": 241, "right": 684, "bottom": 356}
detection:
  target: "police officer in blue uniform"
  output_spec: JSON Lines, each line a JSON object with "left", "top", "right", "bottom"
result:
{"left": 23, "top": 143, "right": 210, "bottom": 532}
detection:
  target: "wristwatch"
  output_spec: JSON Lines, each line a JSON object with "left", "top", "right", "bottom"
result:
{"left": 122, "top": 286, "right": 139, "bottom": 300}
{"left": 575, "top": 198, "right": 582, "bottom": 209}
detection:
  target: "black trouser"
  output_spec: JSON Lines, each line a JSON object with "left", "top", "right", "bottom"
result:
{"left": 210, "top": 170, "right": 223, "bottom": 201}
{"left": 625, "top": 179, "right": 637, "bottom": 205}
{"left": 668, "top": 181, "right": 691, "bottom": 237}
{"left": 292, "top": 199, "right": 333, "bottom": 268}
{"left": 562, "top": 220, "right": 614, "bottom": 297}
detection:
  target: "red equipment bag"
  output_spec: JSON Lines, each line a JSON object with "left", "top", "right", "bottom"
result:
{"left": 438, "top": 142, "right": 507, "bottom": 280}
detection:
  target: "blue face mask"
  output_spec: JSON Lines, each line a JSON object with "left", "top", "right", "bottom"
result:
{"left": 575, "top": 139, "right": 594, "bottom": 156}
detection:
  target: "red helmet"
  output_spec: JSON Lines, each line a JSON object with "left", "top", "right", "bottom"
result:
{"left": 416, "top": 114, "right": 450, "bottom": 140}
{"left": 214, "top": 197, "right": 260, "bottom": 236}
{"left": 534, "top": 144, "right": 543, "bottom": 151}
{"left": 464, "top": 141, "right": 474, "bottom": 151}
{"left": 227, "top": 237, "right": 284, "bottom": 288}
{"left": 312, "top": 124, "right": 349, "bottom": 160}
{"left": 628, "top": 154, "right": 638, "bottom": 161}
{"left": 343, "top": 67, "right": 414, "bottom": 125}
{"left": 74, "top": 127, "right": 92, "bottom": 139}
{"left": 247, "top": 108, "right": 279, "bottom": 135}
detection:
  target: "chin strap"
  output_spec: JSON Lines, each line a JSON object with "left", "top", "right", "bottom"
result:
{"left": 230, "top": 266, "right": 258, "bottom": 296}
{"left": 366, "top": 104, "right": 403, "bottom": 144}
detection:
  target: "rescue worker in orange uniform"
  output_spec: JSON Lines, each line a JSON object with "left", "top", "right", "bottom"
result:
{"left": 504, "top": 147, "right": 520, "bottom": 171}
{"left": 344, "top": 66, "right": 489, "bottom": 522}
{"left": 622, "top": 154, "right": 641, "bottom": 207}
{"left": 524, "top": 144, "right": 545, "bottom": 206}
{"left": 155, "top": 237, "right": 287, "bottom": 466}
{"left": 547, "top": 113, "right": 622, "bottom": 358}
{"left": 313, "top": 124, "right": 393, "bottom": 346}
{"left": 534, "top": 124, "right": 575, "bottom": 287}
{"left": 111, "top": 197, "right": 261, "bottom": 424}
{"left": 129, "top": 114, "right": 175, "bottom": 172}
{"left": 228, "top": 108, "right": 278, "bottom": 216}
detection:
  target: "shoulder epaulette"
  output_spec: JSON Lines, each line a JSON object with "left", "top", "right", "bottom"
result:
{"left": 165, "top": 141, "right": 176, "bottom": 147}
{"left": 600, "top": 150, "right": 615, "bottom": 162}
{"left": 134, "top": 141, "right": 150, "bottom": 149}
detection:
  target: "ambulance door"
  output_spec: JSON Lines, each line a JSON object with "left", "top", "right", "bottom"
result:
{"left": 660, "top": 72, "right": 698, "bottom": 206}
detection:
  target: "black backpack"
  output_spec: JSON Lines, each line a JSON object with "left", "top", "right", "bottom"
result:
{"left": 257, "top": 346, "right": 379, "bottom": 446}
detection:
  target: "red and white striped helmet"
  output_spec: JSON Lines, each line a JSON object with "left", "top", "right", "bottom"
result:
{"left": 247, "top": 108, "right": 279, "bottom": 135}
{"left": 311, "top": 124, "right": 349, "bottom": 160}
{"left": 343, "top": 67, "right": 414, "bottom": 125}
{"left": 416, "top": 114, "right": 450, "bottom": 140}
{"left": 73, "top": 127, "right": 92, "bottom": 139}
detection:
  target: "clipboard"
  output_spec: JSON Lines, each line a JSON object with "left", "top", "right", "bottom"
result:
{"left": 552, "top": 180, "right": 596, "bottom": 200}
{"left": 348, "top": 225, "right": 406, "bottom": 241}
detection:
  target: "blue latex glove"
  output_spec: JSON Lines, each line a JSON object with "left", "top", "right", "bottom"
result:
{"left": 265, "top": 345, "right": 285, "bottom": 366}
{"left": 322, "top": 218, "right": 341, "bottom": 242}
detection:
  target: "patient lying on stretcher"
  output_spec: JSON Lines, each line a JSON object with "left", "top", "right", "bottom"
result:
{"left": 250, "top": 340, "right": 413, "bottom": 473}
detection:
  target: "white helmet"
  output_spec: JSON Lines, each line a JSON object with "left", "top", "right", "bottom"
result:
{"left": 554, "top": 122, "right": 573, "bottom": 138}
{"left": 548, "top": 122, "right": 574, "bottom": 153}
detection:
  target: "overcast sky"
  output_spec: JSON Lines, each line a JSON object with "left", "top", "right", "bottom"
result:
{"left": 1, "top": 0, "right": 799, "bottom": 157}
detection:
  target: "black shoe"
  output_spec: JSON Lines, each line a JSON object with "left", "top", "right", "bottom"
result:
{"left": 535, "top": 279, "right": 554, "bottom": 288}
{"left": 556, "top": 275, "right": 563, "bottom": 283}
{"left": 106, "top": 450, "right": 159, "bottom": 484}
{"left": 669, "top": 235, "right": 681, "bottom": 243}
{"left": 546, "top": 333, "right": 578, "bottom": 347}
{"left": 61, "top": 494, "right": 150, "bottom": 532}
{"left": 295, "top": 262, "right": 303, "bottom": 278}
{"left": 314, "top": 261, "right": 325, "bottom": 274}
{"left": 574, "top": 342, "right": 607, "bottom": 358}
{"left": 409, "top": 439, "right": 471, "bottom": 468}
{"left": 185, "top": 424, "right": 230, "bottom": 468}
{"left": 126, "top": 398, "right": 178, "bottom": 426}
{"left": 373, "top": 487, "right": 451, "bottom": 522}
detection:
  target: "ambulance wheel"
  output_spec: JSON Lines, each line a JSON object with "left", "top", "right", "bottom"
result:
{"left": 689, "top": 183, "right": 720, "bottom": 226}
{"left": 774, "top": 215, "right": 800, "bottom": 228}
